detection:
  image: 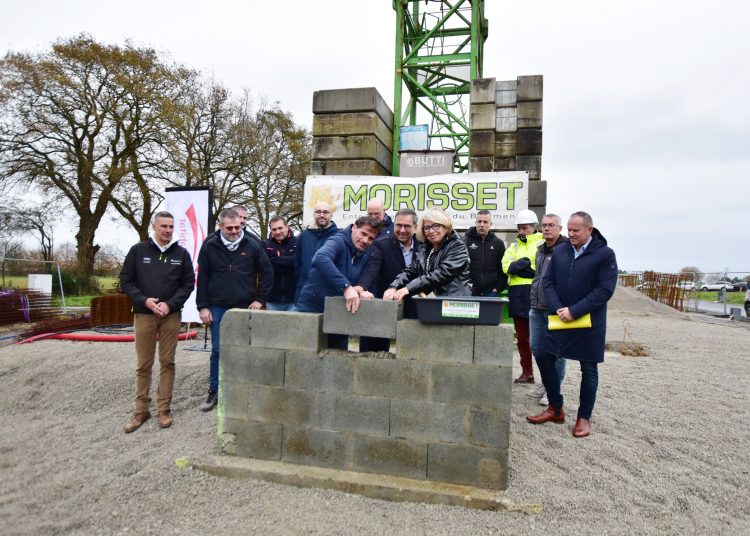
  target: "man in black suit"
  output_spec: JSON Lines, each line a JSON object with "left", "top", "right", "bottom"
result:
{"left": 358, "top": 209, "right": 422, "bottom": 352}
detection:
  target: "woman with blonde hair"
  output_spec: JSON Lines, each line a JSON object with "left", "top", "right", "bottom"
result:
{"left": 383, "top": 207, "right": 471, "bottom": 302}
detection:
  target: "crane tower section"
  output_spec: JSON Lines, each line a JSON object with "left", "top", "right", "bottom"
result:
{"left": 392, "top": 0, "right": 487, "bottom": 174}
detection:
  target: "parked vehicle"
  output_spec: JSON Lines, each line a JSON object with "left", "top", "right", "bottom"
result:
{"left": 676, "top": 281, "right": 695, "bottom": 291}
{"left": 733, "top": 281, "right": 748, "bottom": 292}
{"left": 700, "top": 281, "right": 733, "bottom": 291}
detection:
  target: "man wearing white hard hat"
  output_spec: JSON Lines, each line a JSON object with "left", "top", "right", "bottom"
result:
{"left": 502, "top": 209, "right": 544, "bottom": 383}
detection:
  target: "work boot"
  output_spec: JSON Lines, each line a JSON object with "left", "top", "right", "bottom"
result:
{"left": 526, "top": 406, "right": 565, "bottom": 424}
{"left": 158, "top": 410, "right": 173, "bottom": 429}
{"left": 123, "top": 411, "right": 151, "bottom": 433}
{"left": 199, "top": 390, "right": 217, "bottom": 412}
{"left": 573, "top": 417, "right": 591, "bottom": 438}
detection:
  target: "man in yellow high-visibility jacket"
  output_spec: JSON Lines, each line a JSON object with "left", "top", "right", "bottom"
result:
{"left": 502, "top": 209, "right": 544, "bottom": 383}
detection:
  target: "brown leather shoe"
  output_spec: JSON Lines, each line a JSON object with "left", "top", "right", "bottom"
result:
{"left": 158, "top": 410, "right": 173, "bottom": 429}
{"left": 514, "top": 373, "right": 535, "bottom": 384}
{"left": 573, "top": 417, "right": 591, "bottom": 438}
{"left": 526, "top": 405, "right": 565, "bottom": 424}
{"left": 123, "top": 412, "right": 150, "bottom": 433}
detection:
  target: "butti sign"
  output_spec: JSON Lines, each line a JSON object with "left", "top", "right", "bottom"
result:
{"left": 303, "top": 171, "right": 529, "bottom": 229}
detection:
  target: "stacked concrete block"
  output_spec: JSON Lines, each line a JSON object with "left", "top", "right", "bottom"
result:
{"left": 469, "top": 75, "right": 547, "bottom": 231}
{"left": 311, "top": 88, "right": 394, "bottom": 176}
{"left": 218, "top": 308, "right": 514, "bottom": 491}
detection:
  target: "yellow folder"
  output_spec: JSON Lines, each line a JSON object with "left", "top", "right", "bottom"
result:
{"left": 548, "top": 313, "right": 592, "bottom": 330}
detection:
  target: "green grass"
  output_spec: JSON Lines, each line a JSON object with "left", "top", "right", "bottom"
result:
{"left": 696, "top": 291, "right": 746, "bottom": 305}
{"left": 2, "top": 275, "right": 120, "bottom": 308}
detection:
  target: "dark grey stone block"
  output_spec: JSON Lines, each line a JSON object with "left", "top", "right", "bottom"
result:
{"left": 352, "top": 435, "right": 427, "bottom": 480}
{"left": 494, "top": 132, "right": 516, "bottom": 158}
{"left": 281, "top": 427, "right": 348, "bottom": 469}
{"left": 469, "top": 156, "right": 494, "bottom": 173}
{"left": 516, "top": 129, "right": 542, "bottom": 155}
{"left": 284, "top": 350, "right": 355, "bottom": 393}
{"left": 354, "top": 358, "right": 430, "bottom": 400}
{"left": 312, "top": 135, "right": 393, "bottom": 173}
{"left": 493, "top": 157, "right": 516, "bottom": 172}
{"left": 220, "top": 346, "right": 285, "bottom": 387}
{"left": 517, "top": 101, "right": 543, "bottom": 128}
{"left": 427, "top": 443, "right": 507, "bottom": 489}
{"left": 473, "top": 324, "right": 514, "bottom": 366}
{"left": 250, "top": 311, "right": 324, "bottom": 352}
{"left": 316, "top": 159, "right": 391, "bottom": 177}
{"left": 316, "top": 392, "right": 390, "bottom": 436}
{"left": 246, "top": 385, "right": 316, "bottom": 428}
{"left": 396, "top": 319, "right": 474, "bottom": 364}
{"left": 313, "top": 87, "right": 394, "bottom": 129}
{"left": 432, "top": 363, "right": 512, "bottom": 407}
{"left": 390, "top": 399, "right": 467, "bottom": 444}
{"left": 313, "top": 111, "right": 393, "bottom": 148}
{"left": 528, "top": 180, "right": 547, "bottom": 207}
{"left": 470, "top": 103, "right": 496, "bottom": 130}
{"left": 516, "top": 155, "right": 541, "bottom": 179}
{"left": 468, "top": 406, "right": 511, "bottom": 449}
{"left": 470, "top": 130, "right": 495, "bottom": 157}
{"left": 323, "top": 297, "right": 402, "bottom": 338}
{"left": 517, "top": 75, "right": 543, "bottom": 102}
{"left": 471, "top": 77, "right": 496, "bottom": 104}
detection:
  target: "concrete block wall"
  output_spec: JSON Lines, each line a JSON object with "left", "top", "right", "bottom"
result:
{"left": 469, "top": 75, "right": 546, "bottom": 233}
{"left": 311, "top": 88, "right": 394, "bottom": 176}
{"left": 218, "top": 308, "right": 514, "bottom": 490}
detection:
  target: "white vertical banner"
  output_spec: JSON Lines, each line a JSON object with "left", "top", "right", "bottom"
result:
{"left": 165, "top": 187, "right": 211, "bottom": 323}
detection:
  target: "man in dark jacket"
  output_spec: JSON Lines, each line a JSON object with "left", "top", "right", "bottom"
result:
{"left": 463, "top": 210, "right": 507, "bottom": 296}
{"left": 120, "top": 211, "right": 195, "bottom": 433}
{"left": 367, "top": 198, "right": 395, "bottom": 240}
{"left": 196, "top": 208, "right": 274, "bottom": 411}
{"left": 526, "top": 211, "right": 617, "bottom": 438}
{"left": 263, "top": 215, "right": 297, "bottom": 311}
{"left": 527, "top": 214, "right": 570, "bottom": 405}
{"left": 294, "top": 201, "right": 338, "bottom": 304}
{"left": 296, "top": 216, "right": 381, "bottom": 349}
{"left": 358, "top": 209, "right": 422, "bottom": 351}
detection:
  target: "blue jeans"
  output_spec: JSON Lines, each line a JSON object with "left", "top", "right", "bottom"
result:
{"left": 537, "top": 349, "right": 599, "bottom": 419}
{"left": 266, "top": 302, "right": 295, "bottom": 311}
{"left": 529, "top": 308, "right": 566, "bottom": 382}
{"left": 208, "top": 306, "right": 230, "bottom": 393}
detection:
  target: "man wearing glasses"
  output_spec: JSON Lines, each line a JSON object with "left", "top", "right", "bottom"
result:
{"left": 294, "top": 201, "right": 338, "bottom": 304}
{"left": 195, "top": 208, "right": 274, "bottom": 412}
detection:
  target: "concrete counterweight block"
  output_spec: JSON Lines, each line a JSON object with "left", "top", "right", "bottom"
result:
{"left": 249, "top": 310, "right": 324, "bottom": 352}
{"left": 323, "top": 297, "right": 402, "bottom": 339}
{"left": 312, "top": 87, "right": 394, "bottom": 129}
{"left": 470, "top": 77, "right": 496, "bottom": 104}
{"left": 312, "top": 135, "right": 392, "bottom": 175}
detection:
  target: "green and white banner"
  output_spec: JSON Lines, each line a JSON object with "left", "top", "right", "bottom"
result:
{"left": 303, "top": 171, "right": 528, "bottom": 229}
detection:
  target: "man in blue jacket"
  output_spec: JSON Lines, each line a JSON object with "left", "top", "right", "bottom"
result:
{"left": 526, "top": 211, "right": 618, "bottom": 438}
{"left": 196, "top": 208, "right": 274, "bottom": 411}
{"left": 296, "top": 216, "right": 381, "bottom": 349}
{"left": 263, "top": 215, "right": 297, "bottom": 311}
{"left": 294, "top": 201, "right": 338, "bottom": 304}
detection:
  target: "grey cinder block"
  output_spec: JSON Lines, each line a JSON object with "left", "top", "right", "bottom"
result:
{"left": 281, "top": 427, "right": 348, "bottom": 468}
{"left": 235, "top": 419, "right": 283, "bottom": 461}
{"left": 219, "top": 309, "right": 252, "bottom": 347}
{"left": 469, "top": 156, "right": 494, "bottom": 173}
{"left": 221, "top": 380, "right": 250, "bottom": 419}
{"left": 471, "top": 78, "right": 496, "bottom": 104}
{"left": 250, "top": 311, "right": 324, "bottom": 352}
{"left": 313, "top": 87, "right": 394, "bottom": 128}
{"left": 316, "top": 392, "right": 390, "bottom": 436}
{"left": 470, "top": 103, "right": 496, "bottom": 130}
{"left": 313, "top": 111, "right": 393, "bottom": 148}
{"left": 323, "top": 297, "right": 402, "bottom": 339}
{"left": 396, "top": 319, "right": 474, "bottom": 364}
{"left": 427, "top": 443, "right": 507, "bottom": 489}
{"left": 354, "top": 358, "right": 430, "bottom": 400}
{"left": 516, "top": 129, "right": 542, "bottom": 155}
{"left": 517, "top": 101, "right": 543, "bottom": 129}
{"left": 517, "top": 75, "right": 543, "bottom": 102}
{"left": 470, "top": 130, "right": 495, "bottom": 157}
{"left": 469, "top": 406, "right": 511, "bottom": 449}
{"left": 219, "top": 346, "right": 285, "bottom": 387}
{"left": 473, "top": 324, "right": 514, "bottom": 366}
{"left": 352, "top": 435, "right": 427, "bottom": 480}
{"left": 246, "top": 385, "right": 316, "bottom": 428}
{"left": 495, "top": 107, "right": 517, "bottom": 133}
{"left": 284, "top": 350, "right": 355, "bottom": 393}
{"left": 528, "top": 180, "right": 547, "bottom": 207}
{"left": 432, "top": 363, "right": 512, "bottom": 407}
{"left": 312, "top": 135, "right": 393, "bottom": 173}
{"left": 516, "top": 155, "right": 541, "bottom": 179}
{"left": 390, "top": 399, "right": 467, "bottom": 444}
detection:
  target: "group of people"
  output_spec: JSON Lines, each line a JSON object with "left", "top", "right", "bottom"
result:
{"left": 120, "top": 201, "right": 617, "bottom": 439}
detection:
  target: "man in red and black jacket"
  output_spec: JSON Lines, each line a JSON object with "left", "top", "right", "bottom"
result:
{"left": 262, "top": 215, "right": 297, "bottom": 311}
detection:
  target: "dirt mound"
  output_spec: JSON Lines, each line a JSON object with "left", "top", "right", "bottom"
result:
{"left": 608, "top": 285, "right": 687, "bottom": 318}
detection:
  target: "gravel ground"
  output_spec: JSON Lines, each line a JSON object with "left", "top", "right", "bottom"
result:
{"left": 1, "top": 286, "right": 748, "bottom": 535}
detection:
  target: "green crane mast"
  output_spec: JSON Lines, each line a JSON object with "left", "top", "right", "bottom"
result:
{"left": 392, "top": 0, "right": 487, "bottom": 175}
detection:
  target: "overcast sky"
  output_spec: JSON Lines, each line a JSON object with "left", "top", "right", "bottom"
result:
{"left": 2, "top": 0, "right": 748, "bottom": 273}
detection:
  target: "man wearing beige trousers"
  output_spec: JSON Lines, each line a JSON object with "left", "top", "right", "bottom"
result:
{"left": 120, "top": 211, "right": 195, "bottom": 433}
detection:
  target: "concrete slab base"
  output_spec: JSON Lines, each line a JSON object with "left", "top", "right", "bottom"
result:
{"left": 178, "top": 455, "right": 542, "bottom": 514}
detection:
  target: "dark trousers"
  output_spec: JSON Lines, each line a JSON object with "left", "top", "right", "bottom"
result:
{"left": 359, "top": 336, "right": 391, "bottom": 352}
{"left": 536, "top": 349, "right": 599, "bottom": 419}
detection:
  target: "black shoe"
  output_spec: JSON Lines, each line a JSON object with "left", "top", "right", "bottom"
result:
{"left": 199, "top": 390, "right": 217, "bottom": 412}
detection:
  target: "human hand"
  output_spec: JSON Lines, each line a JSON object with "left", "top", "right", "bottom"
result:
{"left": 145, "top": 297, "right": 163, "bottom": 317}
{"left": 199, "top": 307, "right": 212, "bottom": 325}
{"left": 392, "top": 287, "right": 409, "bottom": 304}
{"left": 154, "top": 302, "right": 170, "bottom": 317}
{"left": 249, "top": 301, "right": 263, "bottom": 310}
{"left": 344, "top": 286, "right": 360, "bottom": 314}
{"left": 382, "top": 288, "right": 397, "bottom": 301}
{"left": 360, "top": 291, "right": 374, "bottom": 300}
{"left": 557, "top": 307, "right": 573, "bottom": 322}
